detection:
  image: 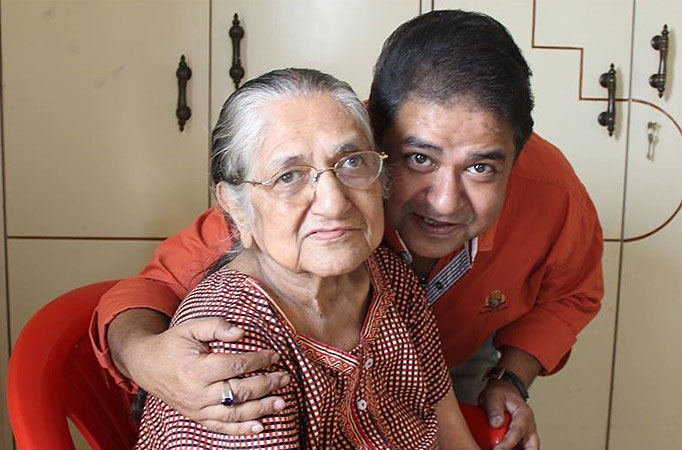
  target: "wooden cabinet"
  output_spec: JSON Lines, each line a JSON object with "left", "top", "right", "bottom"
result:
{"left": 2, "top": 0, "right": 212, "bottom": 238}
{"left": 609, "top": 1, "right": 681, "bottom": 448}
{"left": 209, "top": 0, "right": 421, "bottom": 122}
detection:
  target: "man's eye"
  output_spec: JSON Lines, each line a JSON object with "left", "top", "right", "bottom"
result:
{"left": 466, "top": 163, "right": 494, "bottom": 175}
{"left": 409, "top": 153, "right": 431, "bottom": 165}
{"left": 403, "top": 153, "right": 435, "bottom": 172}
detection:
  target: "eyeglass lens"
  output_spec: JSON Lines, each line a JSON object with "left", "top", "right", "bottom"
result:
{"left": 269, "top": 152, "right": 383, "bottom": 198}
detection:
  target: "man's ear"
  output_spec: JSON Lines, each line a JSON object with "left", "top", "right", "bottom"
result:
{"left": 215, "top": 181, "right": 253, "bottom": 248}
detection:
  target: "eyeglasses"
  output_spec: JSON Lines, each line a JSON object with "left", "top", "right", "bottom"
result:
{"left": 230, "top": 151, "right": 387, "bottom": 199}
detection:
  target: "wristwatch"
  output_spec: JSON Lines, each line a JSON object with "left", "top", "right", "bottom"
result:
{"left": 484, "top": 366, "right": 530, "bottom": 402}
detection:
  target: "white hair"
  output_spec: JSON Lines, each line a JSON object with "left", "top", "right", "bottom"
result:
{"left": 211, "top": 68, "right": 378, "bottom": 226}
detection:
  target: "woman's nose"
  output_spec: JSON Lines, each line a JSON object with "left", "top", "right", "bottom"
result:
{"left": 309, "top": 171, "right": 351, "bottom": 216}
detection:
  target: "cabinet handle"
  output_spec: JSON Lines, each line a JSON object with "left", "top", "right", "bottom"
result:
{"left": 649, "top": 24, "right": 669, "bottom": 98}
{"left": 229, "top": 13, "right": 245, "bottom": 89}
{"left": 176, "top": 55, "right": 192, "bottom": 132}
{"left": 598, "top": 63, "right": 617, "bottom": 137}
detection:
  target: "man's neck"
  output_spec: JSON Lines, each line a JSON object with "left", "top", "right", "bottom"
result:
{"left": 411, "top": 255, "right": 439, "bottom": 279}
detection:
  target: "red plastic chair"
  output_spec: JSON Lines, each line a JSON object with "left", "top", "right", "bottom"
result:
{"left": 459, "top": 402, "right": 511, "bottom": 449}
{"left": 7, "top": 280, "right": 138, "bottom": 450}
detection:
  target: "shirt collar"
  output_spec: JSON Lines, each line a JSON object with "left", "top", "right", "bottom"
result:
{"left": 383, "top": 226, "right": 481, "bottom": 269}
{"left": 477, "top": 216, "right": 499, "bottom": 253}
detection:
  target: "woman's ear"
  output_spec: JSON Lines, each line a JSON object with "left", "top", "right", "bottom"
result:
{"left": 215, "top": 182, "right": 253, "bottom": 248}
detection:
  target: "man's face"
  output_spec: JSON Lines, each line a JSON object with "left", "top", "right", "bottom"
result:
{"left": 383, "top": 99, "right": 516, "bottom": 259}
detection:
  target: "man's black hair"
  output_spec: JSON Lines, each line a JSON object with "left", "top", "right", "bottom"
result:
{"left": 369, "top": 9, "right": 534, "bottom": 156}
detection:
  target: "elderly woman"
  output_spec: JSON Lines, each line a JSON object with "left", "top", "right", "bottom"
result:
{"left": 136, "top": 68, "right": 478, "bottom": 449}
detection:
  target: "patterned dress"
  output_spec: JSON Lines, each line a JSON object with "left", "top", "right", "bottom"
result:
{"left": 136, "top": 246, "right": 452, "bottom": 449}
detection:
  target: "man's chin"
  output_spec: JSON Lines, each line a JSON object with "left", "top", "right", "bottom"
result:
{"left": 402, "top": 231, "right": 469, "bottom": 260}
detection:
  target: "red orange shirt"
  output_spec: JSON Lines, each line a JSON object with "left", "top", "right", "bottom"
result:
{"left": 136, "top": 248, "right": 450, "bottom": 449}
{"left": 90, "top": 132, "right": 603, "bottom": 390}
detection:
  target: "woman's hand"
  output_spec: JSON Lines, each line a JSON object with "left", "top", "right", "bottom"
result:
{"left": 108, "top": 309, "right": 290, "bottom": 434}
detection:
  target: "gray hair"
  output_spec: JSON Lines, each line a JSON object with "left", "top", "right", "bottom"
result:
{"left": 208, "top": 68, "right": 379, "bottom": 272}
{"left": 211, "top": 68, "right": 377, "bottom": 221}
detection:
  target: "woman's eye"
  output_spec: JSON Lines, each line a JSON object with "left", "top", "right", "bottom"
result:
{"left": 466, "top": 163, "right": 494, "bottom": 175}
{"left": 275, "top": 169, "right": 304, "bottom": 185}
{"left": 341, "top": 155, "right": 364, "bottom": 169}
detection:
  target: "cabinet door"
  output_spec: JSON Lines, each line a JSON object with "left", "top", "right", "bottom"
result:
{"left": 209, "top": 0, "right": 421, "bottom": 125}
{"left": 610, "top": 1, "right": 682, "bottom": 447}
{"left": 2, "top": 0, "right": 210, "bottom": 238}
{"left": 7, "top": 239, "right": 161, "bottom": 345}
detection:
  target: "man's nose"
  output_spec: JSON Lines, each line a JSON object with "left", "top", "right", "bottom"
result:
{"left": 426, "top": 171, "right": 464, "bottom": 215}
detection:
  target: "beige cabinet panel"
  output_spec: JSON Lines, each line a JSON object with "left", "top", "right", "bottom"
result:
{"left": 8, "top": 238, "right": 161, "bottom": 345}
{"left": 609, "top": 218, "right": 682, "bottom": 449}
{"left": 434, "top": 0, "right": 631, "bottom": 238}
{"left": 624, "top": 2, "right": 681, "bottom": 240}
{"left": 609, "top": 3, "right": 682, "bottom": 448}
{"left": 210, "top": 0, "right": 421, "bottom": 124}
{"left": 623, "top": 104, "right": 681, "bottom": 239}
{"left": 529, "top": 243, "right": 618, "bottom": 450}
{"left": 2, "top": 0, "right": 211, "bottom": 238}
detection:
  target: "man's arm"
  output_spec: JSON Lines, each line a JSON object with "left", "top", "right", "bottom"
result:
{"left": 89, "top": 207, "right": 289, "bottom": 434}
{"left": 481, "top": 165, "right": 604, "bottom": 450}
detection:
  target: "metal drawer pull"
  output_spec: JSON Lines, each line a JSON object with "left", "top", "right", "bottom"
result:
{"left": 229, "top": 13, "right": 245, "bottom": 89}
{"left": 649, "top": 25, "right": 669, "bottom": 98}
{"left": 176, "top": 55, "right": 192, "bottom": 132}
{"left": 598, "top": 63, "right": 617, "bottom": 137}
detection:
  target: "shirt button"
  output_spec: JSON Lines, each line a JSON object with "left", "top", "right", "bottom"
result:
{"left": 435, "top": 281, "right": 443, "bottom": 290}
{"left": 356, "top": 399, "right": 368, "bottom": 411}
{"left": 364, "top": 357, "right": 374, "bottom": 369}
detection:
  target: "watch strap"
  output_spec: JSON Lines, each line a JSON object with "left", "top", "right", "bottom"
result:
{"left": 484, "top": 366, "right": 530, "bottom": 402}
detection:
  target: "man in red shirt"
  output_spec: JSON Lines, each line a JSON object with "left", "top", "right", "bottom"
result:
{"left": 91, "top": 10, "right": 602, "bottom": 450}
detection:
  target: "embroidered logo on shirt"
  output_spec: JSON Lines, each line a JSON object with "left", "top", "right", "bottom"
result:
{"left": 484, "top": 290, "right": 507, "bottom": 309}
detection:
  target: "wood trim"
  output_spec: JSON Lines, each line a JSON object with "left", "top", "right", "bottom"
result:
{"left": 0, "top": 4, "right": 15, "bottom": 446}
{"left": 7, "top": 236, "right": 166, "bottom": 242}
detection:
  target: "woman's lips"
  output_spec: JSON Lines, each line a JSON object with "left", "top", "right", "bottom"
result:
{"left": 412, "top": 213, "right": 464, "bottom": 236}
{"left": 307, "top": 227, "right": 357, "bottom": 241}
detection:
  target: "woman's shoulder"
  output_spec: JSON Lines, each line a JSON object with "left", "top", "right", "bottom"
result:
{"left": 171, "top": 267, "right": 271, "bottom": 328}
{"left": 368, "top": 245, "right": 420, "bottom": 290}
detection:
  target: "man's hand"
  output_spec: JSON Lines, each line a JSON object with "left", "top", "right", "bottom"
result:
{"left": 479, "top": 380, "right": 539, "bottom": 450}
{"left": 108, "top": 309, "right": 290, "bottom": 435}
{"left": 477, "top": 346, "right": 543, "bottom": 450}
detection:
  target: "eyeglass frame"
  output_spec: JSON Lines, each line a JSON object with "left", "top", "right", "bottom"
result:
{"left": 227, "top": 151, "right": 388, "bottom": 194}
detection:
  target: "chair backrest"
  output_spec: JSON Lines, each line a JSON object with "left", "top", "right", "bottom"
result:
{"left": 7, "top": 280, "right": 138, "bottom": 450}
{"left": 459, "top": 402, "right": 511, "bottom": 450}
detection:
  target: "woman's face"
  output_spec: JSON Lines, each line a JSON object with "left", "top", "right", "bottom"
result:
{"left": 237, "top": 94, "right": 384, "bottom": 278}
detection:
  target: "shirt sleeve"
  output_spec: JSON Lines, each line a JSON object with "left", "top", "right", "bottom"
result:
{"left": 89, "top": 206, "right": 233, "bottom": 390}
{"left": 493, "top": 186, "right": 604, "bottom": 374}
{"left": 136, "top": 276, "right": 301, "bottom": 449}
